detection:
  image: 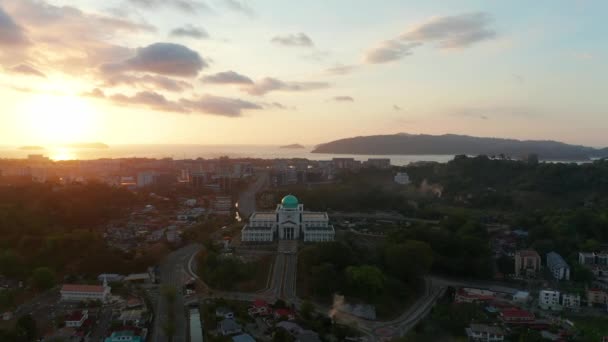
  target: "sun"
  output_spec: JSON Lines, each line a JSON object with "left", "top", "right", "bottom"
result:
{"left": 18, "top": 93, "right": 100, "bottom": 144}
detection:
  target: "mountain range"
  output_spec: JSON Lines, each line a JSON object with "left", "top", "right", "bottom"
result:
{"left": 312, "top": 133, "right": 608, "bottom": 161}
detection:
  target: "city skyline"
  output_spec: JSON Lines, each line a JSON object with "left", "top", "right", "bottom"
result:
{"left": 1, "top": 0, "right": 607, "bottom": 147}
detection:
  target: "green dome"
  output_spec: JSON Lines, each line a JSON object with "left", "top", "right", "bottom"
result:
{"left": 281, "top": 195, "right": 299, "bottom": 208}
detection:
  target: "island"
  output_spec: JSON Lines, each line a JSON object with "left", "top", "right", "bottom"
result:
{"left": 64, "top": 142, "right": 109, "bottom": 149}
{"left": 19, "top": 145, "right": 45, "bottom": 150}
{"left": 280, "top": 143, "right": 305, "bottom": 149}
{"left": 312, "top": 133, "right": 608, "bottom": 161}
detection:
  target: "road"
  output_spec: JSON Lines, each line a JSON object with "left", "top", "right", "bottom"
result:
{"left": 175, "top": 216, "right": 521, "bottom": 341}
{"left": 152, "top": 244, "right": 202, "bottom": 342}
{"left": 237, "top": 171, "right": 269, "bottom": 218}
{"left": 259, "top": 253, "right": 285, "bottom": 299}
{"left": 283, "top": 254, "right": 298, "bottom": 302}
{"left": 336, "top": 275, "right": 523, "bottom": 341}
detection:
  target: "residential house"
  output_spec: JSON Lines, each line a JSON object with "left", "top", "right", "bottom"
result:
{"left": 465, "top": 324, "right": 505, "bottom": 342}
{"left": 587, "top": 288, "right": 608, "bottom": 307}
{"left": 499, "top": 308, "right": 535, "bottom": 324}
{"left": 579, "top": 252, "right": 597, "bottom": 265}
{"left": 276, "top": 321, "right": 303, "bottom": 335}
{"left": 539, "top": 290, "right": 561, "bottom": 311}
{"left": 97, "top": 274, "right": 124, "bottom": 283}
{"left": 232, "top": 334, "right": 256, "bottom": 342}
{"left": 104, "top": 330, "right": 142, "bottom": 342}
{"left": 561, "top": 293, "right": 581, "bottom": 309}
{"left": 65, "top": 310, "right": 88, "bottom": 328}
{"left": 580, "top": 252, "right": 608, "bottom": 266}
{"left": 119, "top": 309, "right": 145, "bottom": 327}
{"left": 296, "top": 330, "right": 322, "bottom": 342}
{"left": 547, "top": 252, "right": 570, "bottom": 280}
{"left": 218, "top": 319, "right": 242, "bottom": 336}
{"left": 512, "top": 291, "right": 530, "bottom": 304}
{"left": 455, "top": 288, "right": 494, "bottom": 304}
{"left": 216, "top": 306, "right": 235, "bottom": 319}
{"left": 394, "top": 172, "right": 410, "bottom": 185}
{"left": 274, "top": 308, "right": 296, "bottom": 321}
{"left": 515, "top": 250, "right": 541, "bottom": 277}
{"left": 124, "top": 273, "right": 151, "bottom": 284}
{"left": 248, "top": 299, "right": 271, "bottom": 316}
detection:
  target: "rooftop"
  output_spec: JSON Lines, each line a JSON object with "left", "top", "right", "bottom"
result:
{"left": 219, "top": 318, "right": 242, "bottom": 331}
{"left": 243, "top": 224, "right": 273, "bottom": 231}
{"left": 304, "top": 225, "right": 334, "bottom": 231}
{"left": 253, "top": 299, "right": 268, "bottom": 308}
{"left": 468, "top": 324, "right": 504, "bottom": 335}
{"left": 232, "top": 334, "right": 256, "bottom": 342}
{"left": 251, "top": 212, "right": 276, "bottom": 220}
{"left": 281, "top": 194, "right": 299, "bottom": 209}
{"left": 517, "top": 250, "right": 540, "bottom": 258}
{"left": 302, "top": 212, "right": 328, "bottom": 220}
{"left": 65, "top": 310, "right": 87, "bottom": 322}
{"left": 547, "top": 251, "right": 569, "bottom": 268}
{"left": 61, "top": 284, "right": 106, "bottom": 293}
{"left": 500, "top": 308, "right": 535, "bottom": 319}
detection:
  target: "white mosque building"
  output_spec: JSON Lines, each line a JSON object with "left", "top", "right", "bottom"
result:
{"left": 241, "top": 195, "right": 335, "bottom": 243}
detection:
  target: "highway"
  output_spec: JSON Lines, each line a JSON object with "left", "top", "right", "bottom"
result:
{"left": 152, "top": 244, "right": 202, "bottom": 342}
{"left": 237, "top": 171, "right": 269, "bottom": 218}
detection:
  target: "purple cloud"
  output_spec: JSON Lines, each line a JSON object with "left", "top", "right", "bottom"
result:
{"left": 101, "top": 43, "right": 207, "bottom": 77}
{"left": 201, "top": 71, "right": 253, "bottom": 85}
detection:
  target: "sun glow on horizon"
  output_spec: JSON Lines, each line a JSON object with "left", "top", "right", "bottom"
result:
{"left": 17, "top": 93, "right": 100, "bottom": 145}
{"left": 49, "top": 147, "right": 76, "bottom": 161}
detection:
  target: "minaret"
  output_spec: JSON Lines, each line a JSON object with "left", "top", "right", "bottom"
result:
{"left": 103, "top": 275, "right": 108, "bottom": 289}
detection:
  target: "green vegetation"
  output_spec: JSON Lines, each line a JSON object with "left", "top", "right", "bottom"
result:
{"left": 389, "top": 218, "right": 493, "bottom": 278}
{"left": 197, "top": 243, "right": 267, "bottom": 291}
{"left": 298, "top": 238, "right": 431, "bottom": 318}
{"left": 30, "top": 267, "right": 56, "bottom": 291}
{"left": 0, "top": 314, "right": 38, "bottom": 342}
{"left": 568, "top": 316, "right": 608, "bottom": 342}
{"left": 345, "top": 265, "right": 386, "bottom": 301}
{"left": 264, "top": 168, "right": 419, "bottom": 215}
{"left": 396, "top": 297, "right": 489, "bottom": 341}
{"left": 407, "top": 156, "right": 608, "bottom": 279}
{"left": 0, "top": 183, "right": 165, "bottom": 286}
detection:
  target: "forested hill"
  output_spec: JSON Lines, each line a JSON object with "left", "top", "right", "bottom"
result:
{"left": 312, "top": 133, "right": 607, "bottom": 160}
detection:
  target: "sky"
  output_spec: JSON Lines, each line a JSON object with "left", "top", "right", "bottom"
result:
{"left": 0, "top": 0, "right": 606, "bottom": 147}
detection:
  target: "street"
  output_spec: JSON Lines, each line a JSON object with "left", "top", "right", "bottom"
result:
{"left": 237, "top": 171, "right": 269, "bottom": 218}
{"left": 152, "top": 244, "right": 202, "bottom": 342}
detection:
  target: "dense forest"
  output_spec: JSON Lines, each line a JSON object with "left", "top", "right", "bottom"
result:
{"left": 0, "top": 183, "right": 164, "bottom": 300}
{"left": 312, "top": 133, "right": 608, "bottom": 160}
{"left": 277, "top": 157, "right": 608, "bottom": 287}
{"left": 298, "top": 236, "right": 433, "bottom": 318}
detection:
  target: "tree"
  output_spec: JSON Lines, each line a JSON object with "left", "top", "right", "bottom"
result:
{"left": 496, "top": 255, "right": 515, "bottom": 276}
{"left": 300, "top": 300, "right": 315, "bottom": 320}
{"left": 384, "top": 240, "right": 433, "bottom": 282}
{"left": 345, "top": 265, "right": 386, "bottom": 301}
{"left": 0, "top": 250, "right": 22, "bottom": 278}
{"left": 571, "top": 263, "right": 594, "bottom": 284}
{"left": 0, "top": 290, "right": 16, "bottom": 310}
{"left": 30, "top": 267, "right": 56, "bottom": 291}
{"left": 15, "top": 314, "right": 37, "bottom": 342}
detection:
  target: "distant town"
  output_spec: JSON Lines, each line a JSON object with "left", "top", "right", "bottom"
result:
{"left": 1, "top": 154, "right": 608, "bottom": 341}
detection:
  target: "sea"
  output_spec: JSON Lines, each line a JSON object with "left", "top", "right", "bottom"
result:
{"left": 0, "top": 144, "right": 455, "bottom": 166}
